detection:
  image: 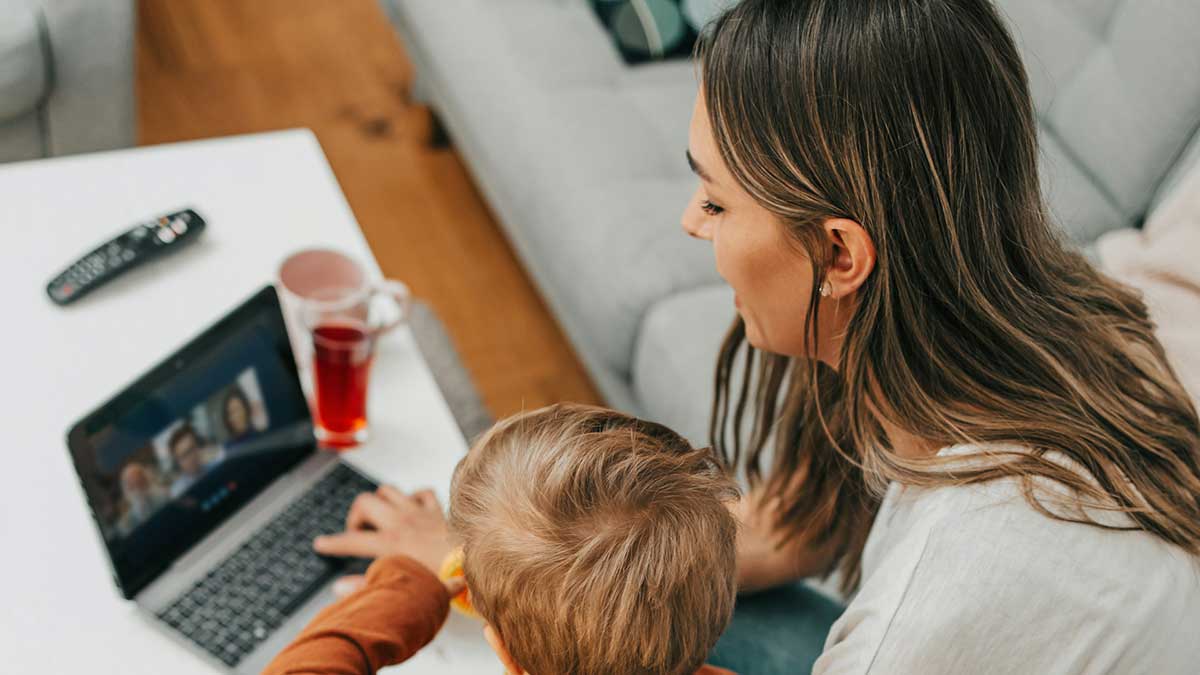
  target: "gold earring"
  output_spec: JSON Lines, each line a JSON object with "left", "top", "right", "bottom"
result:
{"left": 820, "top": 281, "right": 832, "bottom": 297}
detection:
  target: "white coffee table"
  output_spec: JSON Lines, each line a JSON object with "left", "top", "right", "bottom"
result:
{"left": 0, "top": 130, "right": 497, "bottom": 673}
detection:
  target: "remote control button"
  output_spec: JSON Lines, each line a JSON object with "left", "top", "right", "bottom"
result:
{"left": 157, "top": 228, "right": 176, "bottom": 244}
{"left": 122, "top": 250, "right": 135, "bottom": 262}
{"left": 131, "top": 227, "right": 148, "bottom": 240}
{"left": 171, "top": 218, "right": 188, "bottom": 235}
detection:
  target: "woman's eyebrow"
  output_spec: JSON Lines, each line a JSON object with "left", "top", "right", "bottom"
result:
{"left": 686, "top": 149, "right": 715, "bottom": 184}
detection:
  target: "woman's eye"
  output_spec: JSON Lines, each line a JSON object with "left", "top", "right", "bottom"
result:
{"left": 700, "top": 200, "right": 725, "bottom": 216}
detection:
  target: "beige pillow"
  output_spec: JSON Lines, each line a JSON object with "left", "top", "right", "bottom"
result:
{"left": 1096, "top": 159, "right": 1200, "bottom": 406}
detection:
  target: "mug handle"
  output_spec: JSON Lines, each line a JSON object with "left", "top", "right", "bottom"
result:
{"left": 367, "top": 279, "right": 412, "bottom": 336}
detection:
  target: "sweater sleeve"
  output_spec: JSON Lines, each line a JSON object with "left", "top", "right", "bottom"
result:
{"left": 262, "top": 555, "right": 451, "bottom": 675}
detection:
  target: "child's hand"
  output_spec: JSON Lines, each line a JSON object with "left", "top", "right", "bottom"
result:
{"left": 313, "top": 486, "right": 455, "bottom": 577}
{"left": 332, "top": 572, "right": 464, "bottom": 599}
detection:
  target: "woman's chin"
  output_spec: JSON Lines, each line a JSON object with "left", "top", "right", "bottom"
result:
{"left": 740, "top": 310, "right": 772, "bottom": 352}
{"left": 743, "top": 321, "right": 766, "bottom": 351}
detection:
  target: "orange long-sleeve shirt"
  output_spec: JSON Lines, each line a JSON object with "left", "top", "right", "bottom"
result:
{"left": 263, "top": 556, "right": 448, "bottom": 674}
{"left": 263, "top": 555, "right": 736, "bottom": 675}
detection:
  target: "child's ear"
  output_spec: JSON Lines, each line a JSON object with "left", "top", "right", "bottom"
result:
{"left": 484, "top": 624, "right": 524, "bottom": 675}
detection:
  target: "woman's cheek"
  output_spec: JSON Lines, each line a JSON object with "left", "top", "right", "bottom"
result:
{"left": 712, "top": 220, "right": 747, "bottom": 288}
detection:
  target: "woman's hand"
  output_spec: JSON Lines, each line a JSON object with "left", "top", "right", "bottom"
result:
{"left": 313, "top": 486, "right": 456, "bottom": 596}
{"left": 733, "top": 490, "right": 835, "bottom": 593}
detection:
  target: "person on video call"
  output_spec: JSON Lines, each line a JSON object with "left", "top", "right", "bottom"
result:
{"left": 168, "top": 423, "right": 223, "bottom": 498}
{"left": 115, "top": 461, "right": 170, "bottom": 535}
{"left": 222, "top": 385, "right": 259, "bottom": 442}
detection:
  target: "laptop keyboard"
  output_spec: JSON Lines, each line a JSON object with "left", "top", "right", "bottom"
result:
{"left": 155, "top": 462, "right": 377, "bottom": 668}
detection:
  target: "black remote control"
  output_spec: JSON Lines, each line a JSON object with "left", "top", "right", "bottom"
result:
{"left": 46, "top": 208, "right": 207, "bottom": 306}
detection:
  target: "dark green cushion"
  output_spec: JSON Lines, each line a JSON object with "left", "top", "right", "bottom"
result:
{"left": 589, "top": 0, "right": 729, "bottom": 64}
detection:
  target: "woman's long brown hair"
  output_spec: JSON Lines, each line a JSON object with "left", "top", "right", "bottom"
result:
{"left": 697, "top": 0, "right": 1200, "bottom": 592}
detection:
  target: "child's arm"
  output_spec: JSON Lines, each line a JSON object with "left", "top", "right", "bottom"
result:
{"left": 263, "top": 555, "right": 450, "bottom": 675}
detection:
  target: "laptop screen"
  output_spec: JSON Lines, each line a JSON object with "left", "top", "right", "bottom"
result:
{"left": 67, "top": 286, "right": 316, "bottom": 598}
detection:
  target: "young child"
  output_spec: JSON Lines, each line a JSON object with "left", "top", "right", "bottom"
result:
{"left": 265, "top": 403, "right": 740, "bottom": 674}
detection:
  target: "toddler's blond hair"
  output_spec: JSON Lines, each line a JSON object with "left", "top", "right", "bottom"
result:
{"left": 449, "top": 403, "right": 739, "bottom": 675}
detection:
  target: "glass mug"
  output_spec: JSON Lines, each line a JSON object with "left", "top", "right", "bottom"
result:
{"left": 278, "top": 249, "right": 411, "bottom": 448}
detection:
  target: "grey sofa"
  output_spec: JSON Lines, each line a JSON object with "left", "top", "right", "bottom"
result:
{"left": 381, "top": 0, "right": 1200, "bottom": 445}
{"left": 0, "top": 0, "right": 135, "bottom": 163}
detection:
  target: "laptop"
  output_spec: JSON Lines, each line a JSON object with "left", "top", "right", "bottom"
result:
{"left": 66, "top": 285, "right": 380, "bottom": 673}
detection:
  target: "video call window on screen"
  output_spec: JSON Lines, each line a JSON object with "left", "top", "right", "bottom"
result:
{"left": 96, "top": 368, "right": 271, "bottom": 540}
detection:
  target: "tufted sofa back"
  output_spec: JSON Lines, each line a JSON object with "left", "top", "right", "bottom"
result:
{"left": 996, "top": 0, "right": 1200, "bottom": 241}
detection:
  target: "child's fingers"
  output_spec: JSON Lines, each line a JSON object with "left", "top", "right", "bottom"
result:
{"left": 376, "top": 485, "right": 419, "bottom": 509}
{"left": 375, "top": 485, "right": 441, "bottom": 512}
{"left": 346, "top": 492, "right": 399, "bottom": 531}
{"left": 313, "top": 530, "right": 387, "bottom": 558}
{"left": 332, "top": 574, "right": 366, "bottom": 597}
{"left": 412, "top": 489, "right": 440, "bottom": 511}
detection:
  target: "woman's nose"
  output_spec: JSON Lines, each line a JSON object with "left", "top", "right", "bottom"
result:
{"left": 681, "top": 205, "right": 713, "bottom": 241}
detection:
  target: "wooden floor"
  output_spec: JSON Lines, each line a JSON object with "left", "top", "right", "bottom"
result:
{"left": 136, "top": 0, "right": 602, "bottom": 419}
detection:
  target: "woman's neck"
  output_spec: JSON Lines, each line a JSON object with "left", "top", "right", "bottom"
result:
{"left": 879, "top": 418, "right": 941, "bottom": 459}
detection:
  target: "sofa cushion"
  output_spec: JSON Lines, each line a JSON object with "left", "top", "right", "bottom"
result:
{"left": 633, "top": 283, "right": 735, "bottom": 446}
{"left": 493, "top": 0, "right": 627, "bottom": 88}
{"left": 623, "top": 59, "right": 701, "bottom": 166}
{"left": 536, "top": 86, "right": 686, "bottom": 184}
{"left": 0, "top": 110, "right": 44, "bottom": 161}
{"left": 0, "top": 0, "right": 48, "bottom": 124}
{"left": 525, "top": 177, "right": 723, "bottom": 378}
{"left": 1151, "top": 126, "right": 1200, "bottom": 213}
{"left": 387, "top": 0, "right": 679, "bottom": 205}
{"left": 1039, "top": 128, "right": 1125, "bottom": 243}
{"left": 998, "top": 0, "right": 1200, "bottom": 235}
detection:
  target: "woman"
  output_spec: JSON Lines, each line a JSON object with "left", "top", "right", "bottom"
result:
{"left": 686, "top": 0, "right": 1200, "bottom": 673}
{"left": 222, "top": 385, "right": 254, "bottom": 441}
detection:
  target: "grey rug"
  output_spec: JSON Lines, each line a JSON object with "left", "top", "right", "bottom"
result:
{"left": 408, "top": 301, "right": 494, "bottom": 443}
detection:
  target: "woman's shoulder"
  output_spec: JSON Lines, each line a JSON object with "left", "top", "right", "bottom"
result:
{"left": 892, "top": 442, "right": 1135, "bottom": 526}
{"left": 833, "top": 444, "right": 1200, "bottom": 673}
{"left": 874, "top": 442, "right": 1198, "bottom": 599}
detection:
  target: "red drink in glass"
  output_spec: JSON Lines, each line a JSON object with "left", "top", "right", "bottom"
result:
{"left": 290, "top": 268, "right": 411, "bottom": 449}
{"left": 312, "top": 322, "right": 374, "bottom": 448}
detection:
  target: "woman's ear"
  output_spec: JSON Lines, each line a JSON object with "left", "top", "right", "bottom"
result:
{"left": 484, "top": 624, "right": 524, "bottom": 675}
{"left": 821, "top": 218, "right": 876, "bottom": 298}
